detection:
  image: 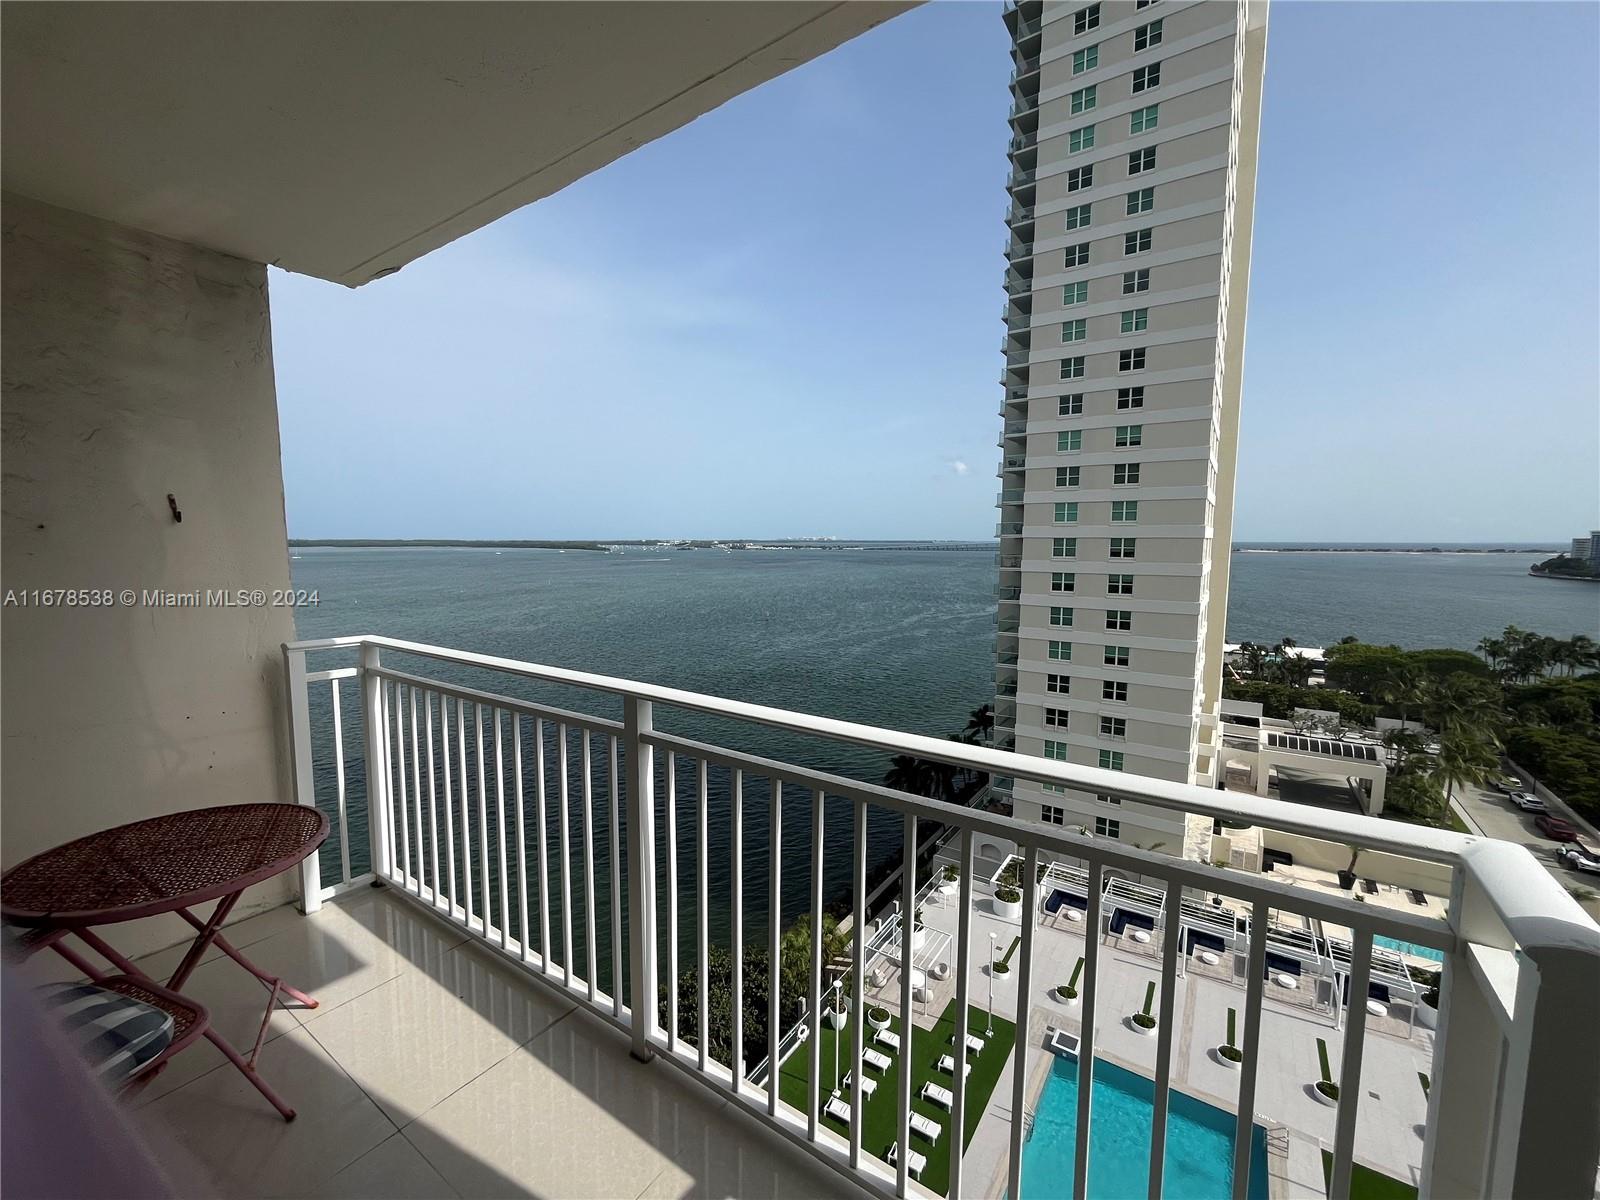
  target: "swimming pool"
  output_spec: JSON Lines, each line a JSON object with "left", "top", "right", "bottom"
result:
{"left": 1020, "top": 1055, "right": 1268, "bottom": 1199}
{"left": 1374, "top": 934, "right": 1445, "bottom": 963}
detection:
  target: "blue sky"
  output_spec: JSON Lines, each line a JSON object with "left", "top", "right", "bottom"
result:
{"left": 272, "top": 1, "right": 1599, "bottom": 543}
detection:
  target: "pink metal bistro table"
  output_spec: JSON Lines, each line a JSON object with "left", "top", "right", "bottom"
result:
{"left": 1, "top": 802, "right": 330, "bottom": 1120}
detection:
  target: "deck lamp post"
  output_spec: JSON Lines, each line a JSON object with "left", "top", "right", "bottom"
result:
{"left": 831, "top": 979, "right": 842, "bottom": 1098}
{"left": 987, "top": 931, "right": 997, "bottom": 1036}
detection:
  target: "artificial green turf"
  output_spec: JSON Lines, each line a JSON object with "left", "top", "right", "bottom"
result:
{"left": 1320, "top": 1149, "right": 1418, "bottom": 1200}
{"left": 776, "top": 998, "right": 1016, "bottom": 1196}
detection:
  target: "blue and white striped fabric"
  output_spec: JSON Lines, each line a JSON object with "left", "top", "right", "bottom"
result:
{"left": 36, "top": 982, "right": 175, "bottom": 1085}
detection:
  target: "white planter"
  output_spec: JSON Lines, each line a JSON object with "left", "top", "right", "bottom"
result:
{"left": 1055, "top": 989, "right": 1080, "bottom": 1008}
{"left": 1129, "top": 1016, "right": 1158, "bottom": 1037}
{"left": 1216, "top": 1046, "right": 1241, "bottom": 1071}
{"left": 911, "top": 926, "right": 928, "bottom": 951}
{"left": 1311, "top": 1082, "right": 1339, "bottom": 1107}
{"left": 994, "top": 895, "right": 1022, "bottom": 920}
{"left": 938, "top": 879, "right": 959, "bottom": 896}
{"left": 867, "top": 1009, "right": 890, "bottom": 1032}
{"left": 826, "top": 1008, "right": 848, "bottom": 1031}
{"left": 1416, "top": 1000, "right": 1438, "bottom": 1031}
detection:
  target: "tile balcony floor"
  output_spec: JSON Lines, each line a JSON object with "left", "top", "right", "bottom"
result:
{"left": 26, "top": 890, "right": 863, "bottom": 1200}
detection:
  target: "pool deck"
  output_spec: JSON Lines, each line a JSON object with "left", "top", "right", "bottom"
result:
{"left": 880, "top": 874, "right": 1434, "bottom": 1197}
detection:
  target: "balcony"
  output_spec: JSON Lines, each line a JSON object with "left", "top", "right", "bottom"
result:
{"left": 262, "top": 636, "right": 1600, "bottom": 1200}
{"left": 1001, "top": 419, "right": 1027, "bottom": 436}
{"left": 1012, "top": 56, "right": 1041, "bottom": 82}
{"left": 1006, "top": 204, "right": 1036, "bottom": 226}
{"left": 1004, "top": 275, "right": 1032, "bottom": 297}
{"left": 1005, "top": 241, "right": 1034, "bottom": 261}
{"left": 997, "top": 490, "right": 1024, "bottom": 505}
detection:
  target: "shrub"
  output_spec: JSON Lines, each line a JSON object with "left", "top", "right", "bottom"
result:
{"left": 1316, "top": 1080, "right": 1341, "bottom": 1102}
{"left": 1219, "top": 1044, "right": 1243, "bottom": 1062}
{"left": 1132, "top": 1012, "right": 1157, "bottom": 1029}
{"left": 942, "top": 864, "right": 959, "bottom": 882}
{"left": 992, "top": 961, "right": 1011, "bottom": 976}
{"left": 867, "top": 1005, "right": 890, "bottom": 1024}
{"left": 996, "top": 885, "right": 1022, "bottom": 904}
{"left": 1055, "top": 984, "right": 1077, "bottom": 1001}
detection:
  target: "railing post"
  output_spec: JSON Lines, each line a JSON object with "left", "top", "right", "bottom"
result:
{"left": 360, "top": 643, "right": 392, "bottom": 883}
{"left": 283, "top": 644, "right": 321, "bottom": 914}
{"left": 625, "top": 696, "right": 657, "bottom": 1062}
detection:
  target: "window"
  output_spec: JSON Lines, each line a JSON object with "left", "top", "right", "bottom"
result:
{"left": 1118, "top": 348, "right": 1147, "bottom": 371}
{"left": 1117, "top": 386, "right": 1145, "bottom": 409}
{"left": 1121, "top": 307, "right": 1149, "bottom": 333}
{"left": 1097, "top": 792, "right": 1123, "bottom": 806}
{"left": 1109, "top": 536, "right": 1137, "bottom": 558}
{"left": 1048, "top": 639, "right": 1073, "bottom": 660}
{"left": 1066, "top": 165, "right": 1094, "bottom": 193}
{"left": 1070, "top": 85, "right": 1097, "bottom": 115}
{"left": 1072, "top": 45, "right": 1099, "bottom": 74}
{"left": 1057, "top": 430, "right": 1082, "bottom": 452}
{"left": 1095, "top": 816, "right": 1121, "bottom": 838}
{"left": 1052, "top": 537, "right": 1077, "bottom": 558}
{"left": 1058, "top": 394, "right": 1083, "bottom": 416}
{"left": 1106, "top": 609, "right": 1132, "bottom": 631}
{"left": 1100, "top": 715, "right": 1128, "bottom": 738}
{"left": 1125, "top": 228, "right": 1152, "bottom": 254}
{"left": 1073, "top": 3, "right": 1100, "bottom": 34}
{"left": 1056, "top": 466, "right": 1080, "bottom": 487}
{"left": 1047, "top": 672, "right": 1070, "bottom": 693}
{"left": 1044, "top": 740, "right": 1069, "bottom": 761}
{"left": 1132, "top": 62, "right": 1161, "bottom": 93}
{"left": 1130, "top": 104, "right": 1159, "bottom": 134}
{"left": 1123, "top": 269, "right": 1150, "bottom": 295}
{"left": 1043, "top": 783, "right": 1066, "bottom": 795}
{"left": 1104, "top": 645, "right": 1130, "bottom": 667}
{"left": 1064, "top": 203, "right": 1092, "bottom": 231}
{"left": 1062, "top": 318, "right": 1087, "bottom": 343}
{"left": 1111, "top": 500, "right": 1138, "bottom": 521}
{"left": 1064, "top": 242, "right": 1090, "bottom": 268}
{"left": 1115, "top": 424, "right": 1143, "bottom": 447}
{"left": 1060, "top": 357, "right": 1085, "bottom": 380}
{"left": 1054, "top": 502, "right": 1078, "bottom": 523}
{"left": 1069, "top": 125, "right": 1096, "bottom": 154}
{"left": 1128, "top": 146, "right": 1156, "bottom": 175}
{"left": 1050, "top": 571, "right": 1076, "bottom": 592}
{"left": 1136, "top": 0, "right": 1159, "bottom": 8}
{"left": 1113, "top": 462, "right": 1141, "bottom": 485}
{"left": 1107, "top": 573, "right": 1134, "bottom": 595}
{"left": 1050, "top": 605, "right": 1073, "bottom": 627}
{"left": 1098, "top": 750, "right": 1124, "bottom": 771}
{"left": 1133, "top": 18, "right": 1163, "bottom": 50}
{"left": 1062, "top": 280, "right": 1088, "bottom": 305}
{"left": 1042, "top": 804, "right": 1066, "bottom": 826}
{"left": 1126, "top": 187, "right": 1154, "bottom": 216}
{"left": 1045, "top": 706, "right": 1069, "bottom": 728}
{"left": 1102, "top": 679, "right": 1129, "bottom": 702}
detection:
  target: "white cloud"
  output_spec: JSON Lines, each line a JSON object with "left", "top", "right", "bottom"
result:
{"left": 949, "top": 459, "right": 970, "bottom": 476}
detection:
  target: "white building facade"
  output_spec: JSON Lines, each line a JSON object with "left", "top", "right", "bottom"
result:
{"left": 995, "top": 0, "right": 1268, "bottom": 853}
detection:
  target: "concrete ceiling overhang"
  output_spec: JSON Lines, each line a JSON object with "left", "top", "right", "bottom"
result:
{"left": 2, "top": 1, "right": 910, "bottom": 286}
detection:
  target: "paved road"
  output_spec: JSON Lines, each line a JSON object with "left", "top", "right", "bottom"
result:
{"left": 1454, "top": 778, "right": 1600, "bottom": 914}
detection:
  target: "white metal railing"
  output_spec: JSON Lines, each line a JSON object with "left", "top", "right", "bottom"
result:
{"left": 283, "top": 635, "right": 1600, "bottom": 1200}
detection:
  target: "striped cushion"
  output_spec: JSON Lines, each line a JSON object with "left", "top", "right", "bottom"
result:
{"left": 36, "top": 982, "right": 175, "bottom": 1084}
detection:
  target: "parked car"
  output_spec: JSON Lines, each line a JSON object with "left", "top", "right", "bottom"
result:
{"left": 1493, "top": 775, "right": 1523, "bottom": 793}
{"left": 1534, "top": 814, "right": 1580, "bottom": 843}
{"left": 1509, "top": 791, "right": 1547, "bottom": 812}
{"left": 1557, "top": 845, "right": 1600, "bottom": 875}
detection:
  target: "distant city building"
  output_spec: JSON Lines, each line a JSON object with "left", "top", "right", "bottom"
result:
{"left": 993, "top": 0, "right": 1268, "bottom": 854}
{"left": 1570, "top": 531, "right": 1600, "bottom": 567}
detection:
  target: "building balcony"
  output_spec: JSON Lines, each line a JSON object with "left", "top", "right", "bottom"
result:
{"left": 1004, "top": 275, "right": 1032, "bottom": 297}
{"left": 1005, "top": 241, "right": 1034, "bottom": 262}
{"left": 997, "top": 490, "right": 1024, "bottom": 505}
{"left": 996, "top": 586, "right": 1021, "bottom": 602}
{"left": 1007, "top": 167, "right": 1036, "bottom": 190}
{"left": 996, "top": 680, "right": 1019, "bottom": 697}
{"left": 1006, "top": 203, "right": 1035, "bottom": 226}
{"left": 995, "top": 523, "right": 1024, "bottom": 539}
{"left": 1011, "top": 56, "right": 1041, "bottom": 83}
{"left": 1001, "top": 418, "right": 1027, "bottom": 436}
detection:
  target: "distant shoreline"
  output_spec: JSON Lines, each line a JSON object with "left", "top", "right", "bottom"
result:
{"left": 286, "top": 538, "right": 997, "bottom": 552}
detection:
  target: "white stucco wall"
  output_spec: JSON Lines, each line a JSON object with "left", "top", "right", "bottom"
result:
{"left": 2, "top": 192, "right": 298, "bottom": 955}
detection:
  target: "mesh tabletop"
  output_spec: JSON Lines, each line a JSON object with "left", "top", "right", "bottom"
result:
{"left": 1, "top": 803, "right": 329, "bottom": 925}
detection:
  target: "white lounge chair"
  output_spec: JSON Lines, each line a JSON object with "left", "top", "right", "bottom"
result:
{"left": 863, "top": 1048, "right": 892, "bottom": 1073}
{"left": 842, "top": 1071, "right": 877, "bottom": 1098}
{"left": 921, "top": 1082, "right": 954, "bottom": 1110}
{"left": 823, "top": 1095, "right": 852, "bottom": 1124}
{"left": 886, "top": 1144, "right": 928, "bottom": 1180}
{"left": 909, "top": 1112, "right": 943, "bottom": 1144}
{"left": 936, "top": 1053, "right": 973, "bottom": 1078}
{"left": 948, "top": 1032, "right": 986, "bottom": 1055}
{"left": 875, "top": 1028, "right": 901, "bottom": 1052}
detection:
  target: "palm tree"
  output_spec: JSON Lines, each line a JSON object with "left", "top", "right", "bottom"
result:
{"left": 1434, "top": 728, "right": 1501, "bottom": 807}
{"left": 1376, "top": 666, "right": 1426, "bottom": 729}
{"left": 884, "top": 755, "right": 935, "bottom": 798}
{"left": 1569, "top": 634, "right": 1600, "bottom": 675}
{"left": 1476, "top": 634, "right": 1507, "bottom": 675}
{"left": 1424, "top": 676, "right": 1505, "bottom": 742}
{"left": 963, "top": 704, "right": 995, "bottom": 744}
